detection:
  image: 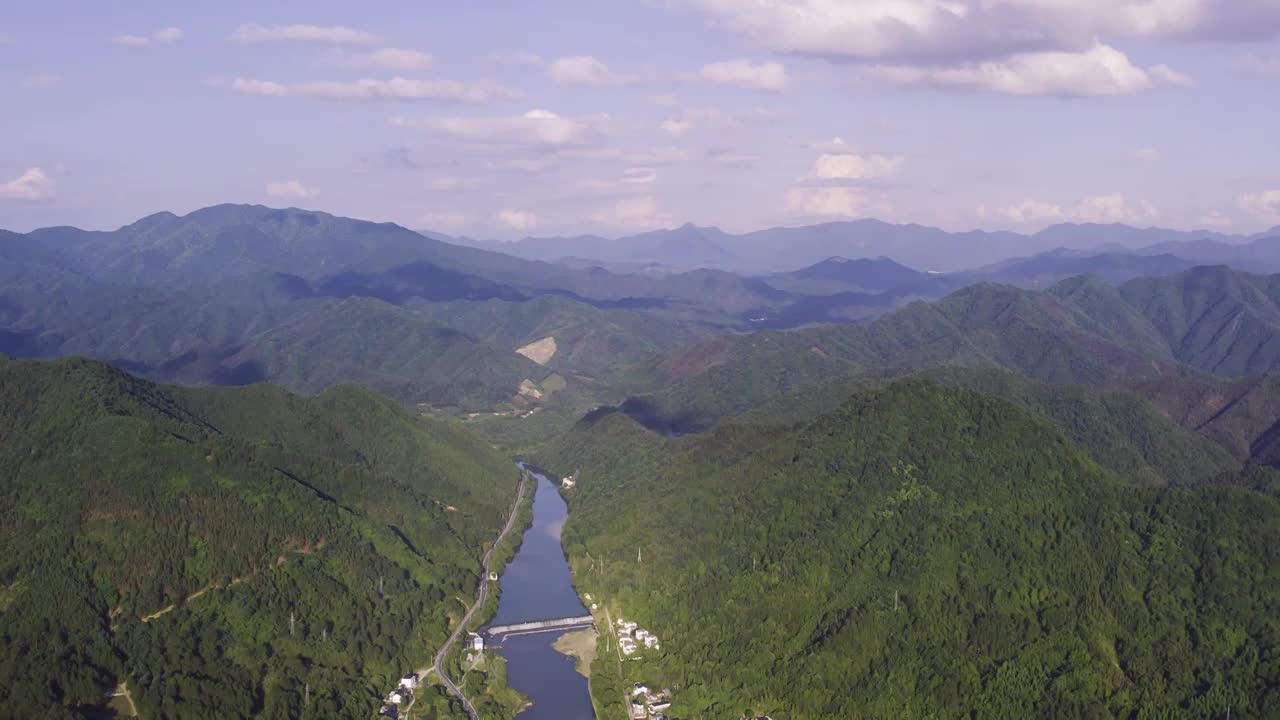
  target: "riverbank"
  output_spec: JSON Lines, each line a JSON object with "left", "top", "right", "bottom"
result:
{"left": 552, "top": 628, "right": 598, "bottom": 679}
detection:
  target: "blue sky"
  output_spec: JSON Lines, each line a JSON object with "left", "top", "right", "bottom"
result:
{"left": 2, "top": 0, "right": 1279, "bottom": 237}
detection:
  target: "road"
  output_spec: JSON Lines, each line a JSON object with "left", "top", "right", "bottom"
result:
{"left": 430, "top": 468, "right": 529, "bottom": 720}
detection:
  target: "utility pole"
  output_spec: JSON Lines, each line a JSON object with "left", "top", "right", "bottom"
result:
{"left": 893, "top": 590, "right": 898, "bottom": 612}
{"left": 304, "top": 682, "right": 310, "bottom": 707}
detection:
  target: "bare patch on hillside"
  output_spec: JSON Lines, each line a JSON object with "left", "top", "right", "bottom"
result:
{"left": 516, "top": 336, "right": 558, "bottom": 365}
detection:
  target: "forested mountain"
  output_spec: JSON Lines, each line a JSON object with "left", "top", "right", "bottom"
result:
{"left": 621, "top": 267, "right": 1280, "bottom": 433}
{"left": 0, "top": 355, "right": 516, "bottom": 719}
{"left": 764, "top": 256, "right": 932, "bottom": 295}
{"left": 624, "top": 278, "right": 1187, "bottom": 431}
{"left": 534, "top": 381, "right": 1280, "bottom": 719}
{"left": 732, "top": 367, "right": 1240, "bottom": 487}
{"left": 1133, "top": 233, "right": 1280, "bottom": 271}
{"left": 968, "top": 250, "right": 1195, "bottom": 288}
{"left": 1119, "top": 265, "right": 1280, "bottom": 377}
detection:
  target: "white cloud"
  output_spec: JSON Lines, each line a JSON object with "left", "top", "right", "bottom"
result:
{"left": 419, "top": 210, "right": 468, "bottom": 230}
{"left": 978, "top": 193, "right": 1159, "bottom": 227}
{"left": 1149, "top": 63, "right": 1194, "bottom": 87}
{"left": 230, "top": 23, "right": 380, "bottom": 46}
{"left": 1072, "top": 193, "right": 1158, "bottom": 223}
{"left": 222, "top": 77, "right": 503, "bottom": 103}
{"left": 658, "top": 107, "right": 743, "bottom": 137}
{"left": 592, "top": 196, "right": 673, "bottom": 228}
{"left": 785, "top": 187, "right": 873, "bottom": 218}
{"left": 699, "top": 58, "right": 790, "bottom": 91}
{"left": 497, "top": 209, "right": 539, "bottom": 231}
{"left": 0, "top": 167, "right": 55, "bottom": 200}
{"left": 812, "top": 152, "right": 903, "bottom": 180}
{"left": 548, "top": 56, "right": 635, "bottom": 85}
{"left": 1198, "top": 210, "right": 1235, "bottom": 228}
{"left": 685, "top": 0, "right": 1280, "bottom": 63}
{"left": 265, "top": 179, "right": 318, "bottom": 199}
{"left": 340, "top": 48, "right": 433, "bottom": 71}
{"left": 621, "top": 167, "right": 658, "bottom": 184}
{"left": 19, "top": 73, "right": 59, "bottom": 89}
{"left": 407, "top": 109, "right": 605, "bottom": 146}
{"left": 113, "top": 26, "right": 184, "bottom": 48}
{"left": 871, "top": 43, "right": 1189, "bottom": 96}
{"left": 979, "top": 199, "right": 1066, "bottom": 225}
{"left": 1237, "top": 190, "right": 1280, "bottom": 222}
{"left": 1129, "top": 147, "right": 1160, "bottom": 161}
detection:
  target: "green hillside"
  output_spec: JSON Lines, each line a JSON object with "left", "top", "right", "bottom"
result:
{"left": 1120, "top": 266, "right": 1280, "bottom": 377}
{"left": 0, "top": 356, "right": 517, "bottom": 719}
{"left": 535, "top": 382, "right": 1280, "bottom": 719}
{"left": 734, "top": 367, "right": 1239, "bottom": 486}
{"left": 627, "top": 280, "right": 1189, "bottom": 432}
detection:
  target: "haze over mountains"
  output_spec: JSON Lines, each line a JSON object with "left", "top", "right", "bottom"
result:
{"left": 7, "top": 203, "right": 1280, "bottom": 419}
{"left": 6, "top": 201, "right": 1280, "bottom": 719}
{"left": 458, "top": 218, "right": 1280, "bottom": 274}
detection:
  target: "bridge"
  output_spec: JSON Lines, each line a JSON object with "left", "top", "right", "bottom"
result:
{"left": 485, "top": 615, "right": 595, "bottom": 640}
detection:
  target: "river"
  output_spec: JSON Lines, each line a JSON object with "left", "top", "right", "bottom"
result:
{"left": 489, "top": 469, "right": 595, "bottom": 720}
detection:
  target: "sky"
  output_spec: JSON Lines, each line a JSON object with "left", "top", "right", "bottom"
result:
{"left": 2, "top": 0, "right": 1280, "bottom": 238}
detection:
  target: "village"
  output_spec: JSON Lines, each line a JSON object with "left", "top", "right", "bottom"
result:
{"left": 615, "top": 617, "right": 661, "bottom": 656}
{"left": 376, "top": 672, "right": 420, "bottom": 719}
{"left": 627, "top": 682, "right": 673, "bottom": 720}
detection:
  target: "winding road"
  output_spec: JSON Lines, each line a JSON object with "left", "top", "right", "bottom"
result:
{"left": 430, "top": 468, "right": 529, "bottom": 719}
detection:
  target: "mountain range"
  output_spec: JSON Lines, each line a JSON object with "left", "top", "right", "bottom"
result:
{"left": 457, "top": 218, "right": 1280, "bottom": 274}
{"left": 7, "top": 201, "right": 1280, "bottom": 719}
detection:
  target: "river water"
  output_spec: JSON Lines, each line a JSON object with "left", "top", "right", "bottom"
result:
{"left": 489, "top": 470, "right": 595, "bottom": 720}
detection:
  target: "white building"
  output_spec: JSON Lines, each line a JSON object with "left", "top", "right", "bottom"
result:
{"left": 631, "top": 684, "right": 650, "bottom": 697}
{"left": 398, "top": 673, "right": 418, "bottom": 690}
{"left": 388, "top": 691, "right": 405, "bottom": 704}
{"left": 468, "top": 632, "right": 484, "bottom": 652}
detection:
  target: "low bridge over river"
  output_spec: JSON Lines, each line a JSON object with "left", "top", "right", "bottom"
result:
{"left": 484, "top": 615, "right": 594, "bottom": 640}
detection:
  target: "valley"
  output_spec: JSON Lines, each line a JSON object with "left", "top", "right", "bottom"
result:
{"left": 5, "top": 206, "right": 1280, "bottom": 719}
{"left": 9, "top": 7, "right": 1280, "bottom": 718}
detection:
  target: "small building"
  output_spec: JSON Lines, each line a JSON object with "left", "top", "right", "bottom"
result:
{"left": 488, "top": 571, "right": 499, "bottom": 581}
{"left": 468, "top": 632, "right": 484, "bottom": 652}
{"left": 399, "top": 673, "right": 418, "bottom": 690}
{"left": 631, "top": 683, "right": 650, "bottom": 697}
{"left": 629, "top": 700, "right": 647, "bottom": 719}
{"left": 643, "top": 635, "right": 660, "bottom": 649}
{"left": 635, "top": 629, "right": 650, "bottom": 640}
{"left": 387, "top": 690, "right": 405, "bottom": 704}
{"left": 591, "top": 602, "right": 599, "bottom": 610}
{"left": 650, "top": 700, "right": 672, "bottom": 712}
{"left": 620, "top": 639, "right": 638, "bottom": 655}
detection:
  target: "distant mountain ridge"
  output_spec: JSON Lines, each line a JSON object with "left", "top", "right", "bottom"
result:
{"left": 459, "top": 218, "right": 1280, "bottom": 274}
